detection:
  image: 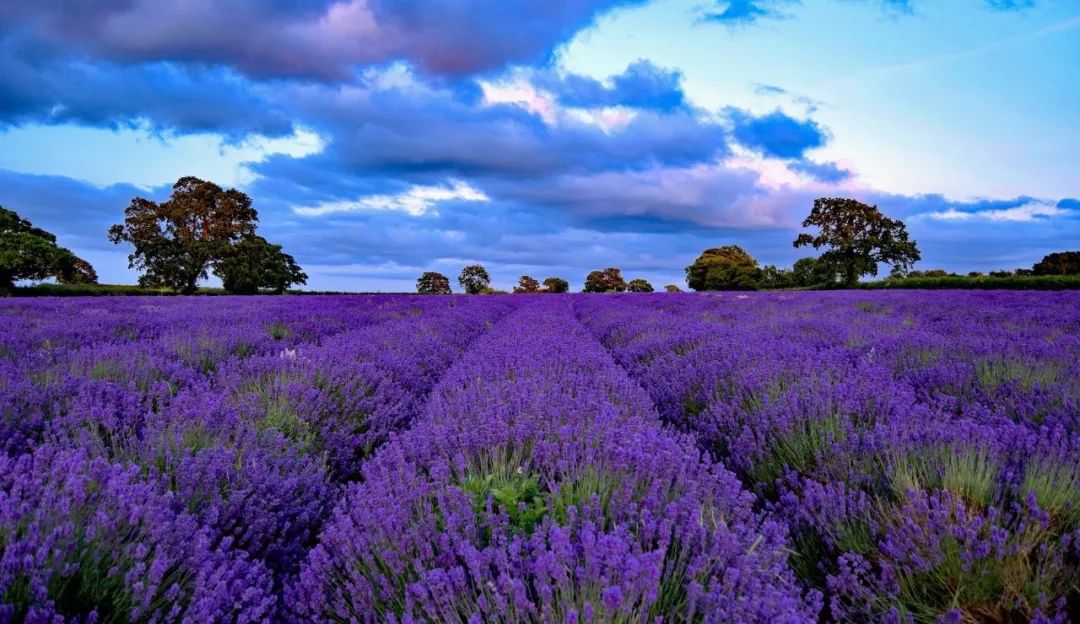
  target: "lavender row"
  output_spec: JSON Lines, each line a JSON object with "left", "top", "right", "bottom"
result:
{"left": 1, "top": 295, "right": 517, "bottom": 620}
{"left": 0, "top": 295, "right": 442, "bottom": 455}
{"left": 291, "top": 299, "right": 820, "bottom": 622}
{"left": 575, "top": 291, "right": 1080, "bottom": 622}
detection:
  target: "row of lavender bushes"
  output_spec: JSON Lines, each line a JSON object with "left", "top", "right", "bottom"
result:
{"left": 575, "top": 291, "right": 1080, "bottom": 622}
{"left": 289, "top": 299, "right": 820, "bottom": 622}
{"left": 1, "top": 295, "right": 516, "bottom": 621}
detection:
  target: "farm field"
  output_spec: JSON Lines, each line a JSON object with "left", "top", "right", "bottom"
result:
{"left": 1, "top": 292, "right": 1078, "bottom": 623}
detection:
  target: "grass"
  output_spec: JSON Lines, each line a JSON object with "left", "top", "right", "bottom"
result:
{"left": 1021, "top": 459, "right": 1080, "bottom": 530}
{"left": 889, "top": 446, "right": 1001, "bottom": 508}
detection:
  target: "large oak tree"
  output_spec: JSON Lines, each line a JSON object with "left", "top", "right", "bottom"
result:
{"left": 794, "top": 198, "right": 920, "bottom": 286}
{"left": 109, "top": 176, "right": 304, "bottom": 294}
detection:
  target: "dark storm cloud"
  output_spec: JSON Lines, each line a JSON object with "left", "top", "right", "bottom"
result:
{"left": 0, "top": 0, "right": 647, "bottom": 80}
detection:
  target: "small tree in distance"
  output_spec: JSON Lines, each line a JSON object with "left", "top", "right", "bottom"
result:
{"left": 458, "top": 264, "right": 491, "bottom": 294}
{"left": 791, "top": 256, "right": 833, "bottom": 288}
{"left": 416, "top": 271, "right": 452, "bottom": 294}
{"left": 793, "top": 197, "right": 920, "bottom": 286}
{"left": 542, "top": 277, "right": 569, "bottom": 293}
{"left": 627, "top": 278, "right": 654, "bottom": 292}
{"left": 513, "top": 275, "right": 541, "bottom": 293}
{"left": 664, "top": 284, "right": 681, "bottom": 292}
{"left": 583, "top": 268, "right": 626, "bottom": 293}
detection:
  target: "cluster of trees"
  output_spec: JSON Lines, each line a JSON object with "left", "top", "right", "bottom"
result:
{"left": 8, "top": 186, "right": 1078, "bottom": 296}
{"left": 416, "top": 265, "right": 658, "bottom": 294}
{"left": 109, "top": 177, "right": 306, "bottom": 294}
{"left": 418, "top": 266, "right": 576, "bottom": 294}
{"left": 685, "top": 198, "right": 922, "bottom": 291}
{"left": 1, "top": 206, "right": 98, "bottom": 293}
{"left": 890, "top": 253, "right": 1080, "bottom": 281}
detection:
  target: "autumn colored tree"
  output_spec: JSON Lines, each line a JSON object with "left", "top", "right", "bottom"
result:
{"left": 793, "top": 197, "right": 920, "bottom": 286}
{"left": 542, "top": 277, "right": 569, "bottom": 293}
{"left": 1, "top": 206, "right": 91, "bottom": 292}
{"left": 109, "top": 177, "right": 259, "bottom": 294}
{"left": 664, "top": 284, "right": 682, "bottom": 292}
{"left": 513, "top": 275, "right": 541, "bottom": 293}
{"left": 458, "top": 264, "right": 491, "bottom": 294}
{"left": 216, "top": 236, "right": 307, "bottom": 294}
{"left": 627, "top": 278, "right": 654, "bottom": 292}
{"left": 583, "top": 267, "right": 626, "bottom": 293}
{"left": 1032, "top": 251, "right": 1080, "bottom": 276}
{"left": 416, "top": 271, "right": 452, "bottom": 294}
{"left": 685, "top": 245, "right": 762, "bottom": 291}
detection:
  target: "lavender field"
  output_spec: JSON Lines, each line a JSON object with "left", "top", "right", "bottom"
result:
{"left": 1, "top": 292, "right": 1078, "bottom": 623}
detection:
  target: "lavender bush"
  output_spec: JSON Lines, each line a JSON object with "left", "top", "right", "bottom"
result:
{"left": 2, "top": 291, "right": 1077, "bottom": 621}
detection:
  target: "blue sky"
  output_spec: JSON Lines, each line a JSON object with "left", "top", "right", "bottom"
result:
{"left": 0, "top": 0, "right": 1076, "bottom": 291}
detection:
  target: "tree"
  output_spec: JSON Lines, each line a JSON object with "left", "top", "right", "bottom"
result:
{"left": 1032, "top": 251, "right": 1080, "bottom": 276}
{"left": 685, "top": 246, "right": 762, "bottom": 291}
{"left": 416, "top": 271, "right": 452, "bottom": 294}
{"left": 58, "top": 258, "right": 99, "bottom": 285}
{"left": 791, "top": 256, "right": 835, "bottom": 288}
{"left": 583, "top": 267, "right": 626, "bottom": 293}
{"left": 759, "top": 265, "right": 793, "bottom": 289}
{"left": 664, "top": 284, "right": 682, "bottom": 292}
{"left": 793, "top": 197, "right": 920, "bottom": 286}
{"left": 109, "top": 176, "right": 258, "bottom": 294}
{"left": 513, "top": 275, "right": 541, "bottom": 293}
{"left": 1, "top": 206, "right": 91, "bottom": 292}
{"left": 216, "top": 236, "right": 307, "bottom": 294}
{"left": 458, "top": 264, "right": 491, "bottom": 294}
{"left": 627, "top": 278, "right": 654, "bottom": 292}
{"left": 542, "top": 277, "right": 569, "bottom": 293}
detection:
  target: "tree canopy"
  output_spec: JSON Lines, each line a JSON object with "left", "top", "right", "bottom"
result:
{"left": 57, "top": 258, "right": 99, "bottom": 285}
{"left": 513, "top": 275, "right": 541, "bottom": 293}
{"left": 627, "top": 278, "right": 654, "bottom": 292}
{"left": 216, "top": 236, "right": 307, "bottom": 294}
{"left": 685, "top": 245, "right": 762, "bottom": 291}
{"left": 583, "top": 267, "right": 626, "bottom": 293}
{"left": 793, "top": 197, "right": 920, "bottom": 286}
{"left": 1032, "top": 251, "right": 1080, "bottom": 276}
{"left": 664, "top": 284, "right": 682, "bottom": 293}
{"left": 458, "top": 264, "right": 491, "bottom": 294}
{"left": 542, "top": 277, "right": 569, "bottom": 293}
{"left": 790, "top": 256, "right": 835, "bottom": 288}
{"left": 417, "top": 271, "right": 452, "bottom": 294}
{"left": 1, "top": 206, "right": 95, "bottom": 292}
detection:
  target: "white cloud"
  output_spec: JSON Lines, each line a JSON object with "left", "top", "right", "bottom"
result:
{"left": 916, "top": 201, "right": 1074, "bottom": 223}
{"left": 292, "top": 180, "right": 489, "bottom": 217}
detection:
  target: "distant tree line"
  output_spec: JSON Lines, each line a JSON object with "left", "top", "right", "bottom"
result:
{"left": 413, "top": 197, "right": 1078, "bottom": 294}
{"left": 5, "top": 189, "right": 1077, "bottom": 296}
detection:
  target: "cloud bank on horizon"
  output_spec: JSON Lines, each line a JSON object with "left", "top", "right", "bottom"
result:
{"left": 0, "top": 0, "right": 1076, "bottom": 290}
